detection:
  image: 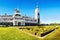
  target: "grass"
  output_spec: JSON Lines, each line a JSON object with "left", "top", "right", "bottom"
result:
{"left": 23, "top": 26, "right": 57, "bottom": 37}
{"left": 22, "top": 25, "right": 60, "bottom": 40}
{"left": 0, "top": 26, "right": 60, "bottom": 40}
{"left": 0, "top": 27, "right": 40, "bottom": 40}
{"left": 43, "top": 26, "right": 60, "bottom": 40}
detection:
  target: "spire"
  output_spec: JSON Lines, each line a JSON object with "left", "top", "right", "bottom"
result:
{"left": 35, "top": 2, "right": 39, "bottom": 13}
{"left": 35, "top": 2, "right": 39, "bottom": 14}
{"left": 36, "top": 2, "right": 38, "bottom": 8}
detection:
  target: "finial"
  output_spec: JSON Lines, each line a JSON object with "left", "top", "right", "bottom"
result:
{"left": 15, "top": 8, "right": 19, "bottom": 11}
{"left": 36, "top": 2, "right": 38, "bottom": 8}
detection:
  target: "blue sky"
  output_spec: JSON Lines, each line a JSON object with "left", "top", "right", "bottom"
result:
{"left": 0, "top": 0, "right": 60, "bottom": 24}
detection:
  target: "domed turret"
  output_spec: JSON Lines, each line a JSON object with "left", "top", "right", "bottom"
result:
{"left": 14, "top": 8, "right": 21, "bottom": 16}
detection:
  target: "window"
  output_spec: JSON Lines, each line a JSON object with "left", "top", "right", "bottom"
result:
{"left": 15, "top": 14, "right": 21, "bottom": 16}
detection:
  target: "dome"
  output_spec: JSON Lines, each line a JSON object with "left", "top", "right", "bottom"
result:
{"left": 15, "top": 8, "right": 20, "bottom": 13}
{"left": 14, "top": 8, "right": 21, "bottom": 16}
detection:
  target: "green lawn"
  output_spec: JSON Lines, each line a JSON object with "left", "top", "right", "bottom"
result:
{"left": 22, "top": 26, "right": 60, "bottom": 40}
{"left": 0, "top": 26, "right": 60, "bottom": 40}
{"left": 0, "top": 27, "right": 40, "bottom": 40}
{"left": 23, "top": 26, "right": 57, "bottom": 36}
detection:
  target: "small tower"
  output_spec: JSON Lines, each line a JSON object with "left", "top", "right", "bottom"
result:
{"left": 35, "top": 4, "right": 40, "bottom": 25}
{"left": 13, "top": 8, "right": 21, "bottom": 26}
{"left": 14, "top": 8, "right": 21, "bottom": 16}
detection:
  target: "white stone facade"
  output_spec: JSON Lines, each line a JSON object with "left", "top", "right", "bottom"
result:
{"left": 0, "top": 7, "right": 40, "bottom": 26}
